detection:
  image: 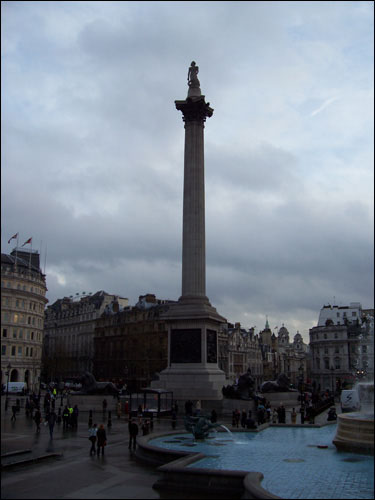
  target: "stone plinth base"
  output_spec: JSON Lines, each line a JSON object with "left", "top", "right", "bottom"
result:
{"left": 151, "top": 366, "right": 225, "bottom": 401}
{"left": 260, "top": 391, "right": 300, "bottom": 407}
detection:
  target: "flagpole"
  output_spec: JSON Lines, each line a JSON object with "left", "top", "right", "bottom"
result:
{"left": 29, "top": 239, "right": 33, "bottom": 271}
{"left": 15, "top": 234, "right": 19, "bottom": 268}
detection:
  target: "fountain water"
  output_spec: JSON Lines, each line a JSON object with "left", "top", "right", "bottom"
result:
{"left": 333, "top": 380, "right": 374, "bottom": 454}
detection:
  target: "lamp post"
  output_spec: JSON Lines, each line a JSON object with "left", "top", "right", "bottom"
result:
{"left": 5, "top": 362, "right": 12, "bottom": 411}
{"left": 298, "top": 363, "right": 304, "bottom": 406}
{"left": 330, "top": 366, "right": 335, "bottom": 400}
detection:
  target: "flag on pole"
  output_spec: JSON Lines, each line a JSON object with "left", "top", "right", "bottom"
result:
{"left": 22, "top": 237, "right": 32, "bottom": 247}
{"left": 8, "top": 233, "right": 18, "bottom": 244}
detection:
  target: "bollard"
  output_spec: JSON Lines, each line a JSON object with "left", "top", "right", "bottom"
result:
{"left": 107, "top": 410, "right": 112, "bottom": 428}
{"left": 88, "top": 410, "right": 93, "bottom": 428}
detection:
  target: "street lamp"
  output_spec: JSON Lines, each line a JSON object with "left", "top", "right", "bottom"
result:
{"left": 5, "top": 362, "right": 12, "bottom": 411}
{"left": 330, "top": 366, "right": 335, "bottom": 400}
{"left": 298, "top": 363, "right": 304, "bottom": 406}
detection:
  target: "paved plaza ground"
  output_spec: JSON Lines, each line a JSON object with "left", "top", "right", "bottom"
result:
{"left": 1, "top": 395, "right": 336, "bottom": 499}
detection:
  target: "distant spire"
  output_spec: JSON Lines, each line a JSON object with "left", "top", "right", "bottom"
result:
{"left": 265, "top": 315, "right": 270, "bottom": 330}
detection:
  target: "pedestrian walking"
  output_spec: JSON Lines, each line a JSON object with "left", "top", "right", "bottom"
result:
{"left": 210, "top": 409, "right": 217, "bottom": 423}
{"left": 47, "top": 410, "right": 57, "bottom": 439}
{"left": 171, "top": 410, "right": 177, "bottom": 430}
{"left": 88, "top": 423, "right": 98, "bottom": 456}
{"left": 241, "top": 409, "right": 247, "bottom": 428}
{"left": 291, "top": 408, "right": 297, "bottom": 424}
{"left": 11, "top": 405, "right": 17, "bottom": 421}
{"left": 72, "top": 404, "right": 79, "bottom": 429}
{"left": 272, "top": 408, "right": 278, "bottom": 423}
{"left": 96, "top": 424, "right": 107, "bottom": 456}
{"left": 300, "top": 405, "right": 305, "bottom": 424}
{"left": 102, "top": 399, "right": 107, "bottom": 414}
{"left": 116, "top": 401, "right": 122, "bottom": 419}
{"left": 62, "top": 405, "right": 69, "bottom": 429}
{"left": 34, "top": 408, "right": 42, "bottom": 432}
{"left": 128, "top": 419, "right": 139, "bottom": 451}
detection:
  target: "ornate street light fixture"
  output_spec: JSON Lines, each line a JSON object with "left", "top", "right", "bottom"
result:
{"left": 298, "top": 363, "right": 304, "bottom": 408}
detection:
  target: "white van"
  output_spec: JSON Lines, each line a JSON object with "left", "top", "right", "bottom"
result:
{"left": 340, "top": 389, "right": 361, "bottom": 413}
{"left": 6, "top": 382, "right": 26, "bottom": 394}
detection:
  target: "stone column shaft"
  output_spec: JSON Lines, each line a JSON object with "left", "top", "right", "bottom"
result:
{"left": 182, "top": 120, "right": 206, "bottom": 298}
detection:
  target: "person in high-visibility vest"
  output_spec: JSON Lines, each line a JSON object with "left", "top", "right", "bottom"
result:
{"left": 68, "top": 405, "right": 74, "bottom": 428}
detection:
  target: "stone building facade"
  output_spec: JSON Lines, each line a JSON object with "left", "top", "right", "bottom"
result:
{"left": 43, "top": 291, "right": 128, "bottom": 381}
{"left": 309, "top": 303, "right": 371, "bottom": 392}
{"left": 277, "top": 326, "right": 309, "bottom": 388}
{"left": 1, "top": 249, "right": 48, "bottom": 392}
{"left": 93, "top": 294, "right": 175, "bottom": 391}
{"left": 218, "top": 322, "right": 263, "bottom": 390}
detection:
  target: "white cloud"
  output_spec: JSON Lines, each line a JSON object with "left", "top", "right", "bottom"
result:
{"left": 2, "top": 1, "right": 373, "bottom": 342}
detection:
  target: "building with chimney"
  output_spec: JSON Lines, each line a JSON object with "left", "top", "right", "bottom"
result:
{"left": 43, "top": 291, "right": 128, "bottom": 382}
{"left": 93, "top": 294, "right": 176, "bottom": 391}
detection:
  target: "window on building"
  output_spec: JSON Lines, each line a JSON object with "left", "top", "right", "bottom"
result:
{"left": 324, "top": 333, "right": 327, "bottom": 339}
{"left": 2, "top": 328, "right": 7, "bottom": 337}
{"left": 1, "top": 345, "right": 6, "bottom": 355}
{"left": 324, "top": 347, "right": 328, "bottom": 354}
{"left": 362, "top": 345, "right": 367, "bottom": 353}
{"left": 11, "top": 346, "right": 16, "bottom": 356}
{"left": 324, "top": 358, "right": 329, "bottom": 370}
{"left": 352, "top": 312, "right": 357, "bottom": 317}
{"left": 334, "top": 332, "right": 338, "bottom": 339}
{"left": 26, "top": 347, "right": 29, "bottom": 356}
{"left": 337, "top": 312, "right": 340, "bottom": 317}
{"left": 13, "top": 329, "right": 17, "bottom": 339}
{"left": 316, "top": 357, "right": 320, "bottom": 369}
{"left": 30, "top": 347, "right": 33, "bottom": 357}
{"left": 28, "top": 317, "right": 31, "bottom": 325}
{"left": 335, "top": 357, "right": 340, "bottom": 369}
{"left": 17, "top": 346, "right": 22, "bottom": 356}
{"left": 31, "top": 331, "right": 34, "bottom": 340}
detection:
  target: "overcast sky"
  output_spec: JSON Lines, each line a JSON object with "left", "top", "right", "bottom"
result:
{"left": 2, "top": 1, "right": 374, "bottom": 342}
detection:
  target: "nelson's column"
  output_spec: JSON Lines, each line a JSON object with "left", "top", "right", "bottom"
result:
{"left": 152, "top": 62, "right": 226, "bottom": 401}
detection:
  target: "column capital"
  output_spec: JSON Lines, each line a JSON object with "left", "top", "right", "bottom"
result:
{"left": 175, "top": 96, "right": 213, "bottom": 123}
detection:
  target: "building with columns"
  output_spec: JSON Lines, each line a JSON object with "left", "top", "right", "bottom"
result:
{"left": 309, "top": 303, "right": 372, "bottom": 392}
{"left": 1, "top": 249, "right": 48, "bottom": 392}
{"left": 93, "top": 294, "right": 175, "bottom": 391}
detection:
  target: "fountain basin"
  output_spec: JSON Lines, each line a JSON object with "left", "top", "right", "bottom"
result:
{"left": 333, "top": 412, "right": 374, "bottom": 455}
{"left": 138, "top": 426, "right": 374, "bottom": 499}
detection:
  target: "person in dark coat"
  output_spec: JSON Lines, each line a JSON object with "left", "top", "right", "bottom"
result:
{"left": 96, "top": 424, "right": 107, "bottom": 456}
{"left": 34, "top": 408, "right": 42, "bottom": 432}
{"left": 128, "top": 419, "right": 139, "bottom": 451}
{"left": 47, "top": 410, "right": 57, "bottom": 439}
{"left": 88, "top": 423, "right": 98, "bottom": 456}
{"left": 62, "top": 405, "right": 69, "bottom": 429}
{"left": 210, "top": 409, "right": 218, "bottom": 424}
{"left": 241, "top": 409, "right": 247, "bottom": 428}
{"left": 11, "top": 405, "right": 18, "bottom": 421}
